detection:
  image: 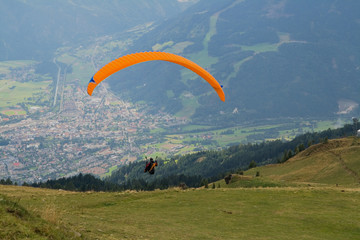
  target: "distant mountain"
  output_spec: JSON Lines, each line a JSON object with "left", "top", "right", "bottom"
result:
{"left": 0, "top": 0, "right": 196, "bottom": 61}
{"left": 106, "top": 0, "right": 360, "bottom": 124}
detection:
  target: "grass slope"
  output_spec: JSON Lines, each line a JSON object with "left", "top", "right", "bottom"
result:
{"left": 1, "top": 137, "right": 360, "bottom": 239}
{"left": 246, "top": 137, "right": 360, "bottom": 186}
{"left": 0, "top": 185, "right": 359, "bottom": 239}
{"left": 0, "top": 193, "right": 81, "bottom": 240}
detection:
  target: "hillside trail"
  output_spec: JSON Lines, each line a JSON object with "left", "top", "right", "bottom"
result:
{"left": 328, "top": 149, "right": 360, "bottom": 183}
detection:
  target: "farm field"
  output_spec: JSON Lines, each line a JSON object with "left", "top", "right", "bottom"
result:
{"left": 0, "top": 60, "right": 52, "bottom": 112}
{"left": 0, "top": 79, "right": 51, "bottom": 111}
{"left": 153, "top": 118, "right": 345, "bottom": 151}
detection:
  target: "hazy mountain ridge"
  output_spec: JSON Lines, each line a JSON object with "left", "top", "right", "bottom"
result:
{"left": 0, "top": 0, "right": 195, "bottom": 61}
{"left": 106, "top": 0, "right": 360, "bottom": 123}
{"left": 2, "top": 0, "right": 359, "bottom": 123}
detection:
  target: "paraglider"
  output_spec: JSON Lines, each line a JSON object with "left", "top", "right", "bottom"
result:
{"left": 87, "top": 51, "right": 225, "bottom": 101}
{"left": 144, "top": 157, "right": 158, "bottom": 175}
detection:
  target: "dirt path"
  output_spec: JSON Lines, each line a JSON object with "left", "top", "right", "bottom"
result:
{"left": 329, "top": 150, "right": 360, "bottom": 183}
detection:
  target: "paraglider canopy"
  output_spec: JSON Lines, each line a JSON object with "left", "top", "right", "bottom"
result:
{"left": 87, "top": 51, "right": 225, "bottom": 102}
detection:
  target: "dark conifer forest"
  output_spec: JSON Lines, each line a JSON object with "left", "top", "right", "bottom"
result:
{"left": 2, "top": 123, "right": 355, "bottom": 192}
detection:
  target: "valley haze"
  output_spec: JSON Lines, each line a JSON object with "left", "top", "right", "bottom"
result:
{"left": 1, "top": 1, "right": 360, "bottom": 239}
{"left": 0, "top": 1, "right": 359, "bottom": 184}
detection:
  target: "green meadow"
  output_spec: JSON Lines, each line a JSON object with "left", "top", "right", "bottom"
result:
{"left": 240, "top": 43, "right": 279, "bottom": 53}
{"left": 0, "top": 79, "right": 51, "bottom": 111}
{"left": 0, "top": 60, "right": 52, "bottom": 112}
{"left": 1, "top": 185, "right": 359, "bottom": 239}
{"left": 0, "top": 60, "right": 37, "bottom": 75}
{"left": 245, "top": 137, "right": 360, "bottom": 186}
{"left": 154, "top": 119, "right": 346, "bottom": 152}
{"left": 1, "top": 137, "right": 360, "bottom": 239}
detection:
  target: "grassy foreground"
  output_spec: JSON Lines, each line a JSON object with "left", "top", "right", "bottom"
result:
{"left": 1, "top": 137, "right": 360, "bottom": 239}
{"left": 1, "top": 185, "right": 360, "bottom": 239}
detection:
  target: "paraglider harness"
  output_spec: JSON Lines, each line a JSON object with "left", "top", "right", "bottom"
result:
{"left": 144, "top": 157, "right": 158, "bottom": 175}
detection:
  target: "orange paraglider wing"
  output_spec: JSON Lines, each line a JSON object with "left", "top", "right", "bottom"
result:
{"left": 87, "top": 51, "right": 225, "bottom": 101}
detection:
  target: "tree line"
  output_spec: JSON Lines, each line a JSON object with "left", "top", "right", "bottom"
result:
{"left": 1, "top": 122, "right": 358, "bottom": 191}
{"left": 106, "top": 122, "right": 358, "bottom": 189}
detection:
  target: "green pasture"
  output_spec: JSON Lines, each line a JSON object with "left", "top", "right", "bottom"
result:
{"left": 1, "top": 110, "right": 27, "bottom": 116}
{"left": 342, "top": 147, "right": 360, "bottom": 174}
{"left": 148, "top": 120, "right": 339, "bottom": 158}
{"left": 214, "top": 175, "right": 290, "bottom": 188}
{"left": 186, "top": 15, "right": 218, "bottom": 69}
{"left": 102, "top": 165, "right": 119, "bottom": 178}
{"left": 187, "top": 49, "right": 218, "bottom": 70}
{"left": 67, "top": 62, "right": 94, "bottom": 86}
{"left": 0, "top": 60, "right": 37, "bottom": 76}
{"left": 152, "top": 41, "right": 174, "bottom": 51}
{"left": 245, "top": 137, "right": 360, "bottom": 186}
{"left": 153, "top": 118, "right": 352, "bottom": 156}
{"left": 204, "top": 14, "right": 218, "bottom": 50}
{"left": 241, "top": 43, "right": 279, "bottom": 53}
{"left": 55, "top": 53, "right": 93, "bottom": 86}
{"left": 1, "top": 185, "right": 359, "bottom": 239}
{"left": 56, "top": 54, "right": 77, "bottom": 65}
{"left": 175, "top": 94, "right": 199, "bottom": 119}
{"left": 180, "top": 67, "right": 199, "bottom": 87}
{"left": 0, "top": 79, "right": 51, "bottom": 110}
{"left": 315, "top": 120, "right": 338, "bottom": 130}
{"left": 101, "top": 40, "right": 130, "bottom": 52}
{"left": 180, "top": 124, "right": 213, "bottom": 131}
{"left": 150, "top": 127, "right": 166, "bottom": 134}
{"left": 55, "top": 39, "right": 131, "bottom": 86}
{"left": 164, "top": 41, "right": 194, "bottom": 54}
{"left": 0, "top": 193, "right": 80, "bottom": 240}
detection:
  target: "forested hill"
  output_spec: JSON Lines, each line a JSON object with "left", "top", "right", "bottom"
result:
{"left": 105, "top": 123, "right": 357, "bottom": 190}
{"left": 0, "top": 0, "right": 196, "bottom": 61}
{"left": 3, "top": 123, "right": 356, "bottom": 191}
{"left": 107, "top": 0, "right": 360, "bottom": 123}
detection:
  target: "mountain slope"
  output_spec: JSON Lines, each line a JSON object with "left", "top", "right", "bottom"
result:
{"left": 0, "top": 193, "right": 81, "bottom": 239}
{"left": 107, "top": 0, "right": 360, "bottom": 123}
{"left": 246, "top": 137, "right": 360, "bottom": 185}
{"left": 0, "top": 0, "right": 196, "bottom": 61}
{"left": 1, "top": 184, "right": 360, "bottom": 239}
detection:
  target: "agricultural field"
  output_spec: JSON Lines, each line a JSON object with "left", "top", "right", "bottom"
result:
{"left": 0, "top": 60, "right": 52, "bottom": 113}
{"left": 0, "top": 60, "right": 37, "bottom": 75}
{"left": 0, "top": 80, "right": 50, "bottom": 104}
{"left": 151, "top": 118, "right": 348, "bottom": 152}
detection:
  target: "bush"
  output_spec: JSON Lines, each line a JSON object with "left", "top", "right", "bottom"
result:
{"left": 248, "top": 160, "right": 257, "bottom": 169}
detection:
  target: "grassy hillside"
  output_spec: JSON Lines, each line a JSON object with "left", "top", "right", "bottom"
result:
{"left": 1, "top": 137, "right": 360, "bottom": 239}
{"left": 245, "top": 137, "right": 360, "bottom": 186}
{"left": 1, "top": 185, "right": 359, "bottom": 239}
{"left": 0, "top": 193, "right": 81, "bottom": 239}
